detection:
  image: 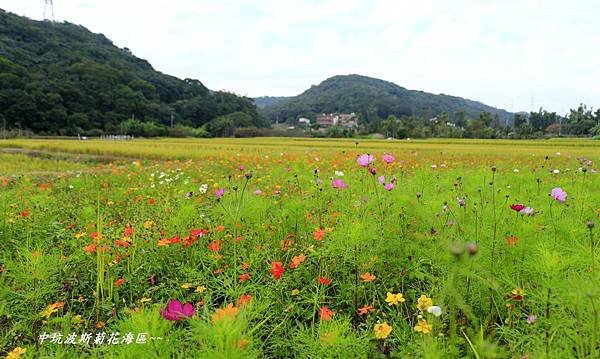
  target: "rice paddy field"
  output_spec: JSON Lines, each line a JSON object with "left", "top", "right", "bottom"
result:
{"left": 1, "top": 137, "right": 599, "bottom": 358}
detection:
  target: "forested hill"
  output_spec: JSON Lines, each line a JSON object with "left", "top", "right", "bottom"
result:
{"left": 257, "top": 74, "right": 512, "bottom": 125}
{"left": 0, "top": 9, "right": 263, "bottom": 135}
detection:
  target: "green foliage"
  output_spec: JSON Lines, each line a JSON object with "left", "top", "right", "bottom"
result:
{"left": 0, "top": 10, "right": 259, "bottom": 136}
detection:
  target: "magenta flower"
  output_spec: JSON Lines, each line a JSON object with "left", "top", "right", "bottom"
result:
{"left": 384, "top": 182, "right": 395, "bottom": 191}
{"left": 382, "top": 154, "right": 395, "bottom": 164}
{"left": 550, "top": 187, "right": 567, "bottom": 202}
{"left": 161, "top": 300, "right": 195, "bottom": 321}
{"left": 378, "top": 175, "right": 385, "bottom": 184}
{"left": 357, "top": 154, "right": 375, "bottom": 168}
{"left": 215, "top": 188, "right": 225, "bottom": 198}
{"left": 331, "top": 179, "right": 348, "bottom": 189}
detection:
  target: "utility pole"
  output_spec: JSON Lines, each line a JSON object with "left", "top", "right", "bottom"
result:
{"left": 170, "top": 112, "right": 174, "bottom": 128}
{"left": 2, "top": 116, "right": 6, "bottom": 140}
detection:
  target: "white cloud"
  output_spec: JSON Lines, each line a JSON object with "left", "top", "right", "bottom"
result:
{"left": 2, "top": 0, "right": 599, "bottom": 114}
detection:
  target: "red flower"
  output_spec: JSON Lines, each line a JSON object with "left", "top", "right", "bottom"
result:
{"left": 318, "top": 276, "right": 332, "bottom": 285}
{"left": 115, "top": 278, "right": 125, "bottom": 287}
{"left": 20, "top": 210, "right": 30, "bottom": 218}
{"left": 123, "top": 225, "right": 134, "bottom": 237}
{"left": 149, "top": 198, "right": 155, "bottom": 205}
{"left": 270, "top": 262, "right": 285, "bottom": 280}
{"left": 239, "top": 273, "right": 251, "bottom": 282}
{"left": 510, "top": 204, "right": 525, "bottom": 212}
{"left": 237, "top": 294, "right": 252, "bottom": 307}
{"left": 319, "top": 306, "right": 334, "bottom": 321}
{"left": 313, "top": 228, "right": 326, "bottom": 241}
{"left": 190, "top": 229, "right": 209, "bottom": 237}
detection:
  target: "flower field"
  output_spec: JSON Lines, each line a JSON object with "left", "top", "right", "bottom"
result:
{"left": 1, "top": 138, "right": 599, "bottom": 358}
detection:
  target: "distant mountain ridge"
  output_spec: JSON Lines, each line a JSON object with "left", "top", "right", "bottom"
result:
{"left": 256, "top": 74, "right": 512, "bottom": 125}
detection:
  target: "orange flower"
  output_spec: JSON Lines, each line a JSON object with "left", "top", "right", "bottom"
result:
{"left": 313, "top": 228, "right": 326, "bottom": 241}
{"left": 360, "top": 272, "right": 376, "bottom": 282}
{"left": 319, "top": 306, "right": 334, "bottom": 321}
{"left": 239, "top": 273, "right": 251, "bottom": 282}
{"left": 358, "top": 305, "right": 374, "bottom": 316}
{"left": 211, "top": 303, "right": 240, "bottom": 323}
{"left": 215, "top": 225, "right": 226, "bottom": 232}
{"left": 115, "top": 278, "right": 125, "bottom": 287}
{"left": 208, "top": 241, "right": 221, "bottom": 252}
{"left": 505, "top": 236, "right": 519, "bottom": 246}
{"left": 318, "top": 276, "right": 332, "bottom": 285}
{"left": 289, "top": 253, "right": 306, "bottom": 269}
{"left": 83, "top": 244, "right": 97, "bottom": 254}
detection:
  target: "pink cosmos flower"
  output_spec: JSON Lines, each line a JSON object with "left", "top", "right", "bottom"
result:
{"left": 161, "top": 300, "right": 195, "bottom": 321}
{"left": 382, "top": 154, "right": 395, "bottom": 164}
{"left": 520, "top": 207, "right": 535, "bottom": 216}
{"left": 550, "top": 187, "right": 567, "bottom": 202}
{"left": 378, "top": 176, "right": 385, "bottom": 184}
{"left": 357, "top": 154, "right": 375, "bottom": 168}
{"left": 215, "top": 188, "right": 225, "bottom": 198}
{"left": 384, "top": 183, "right": 395, "bottom": 191}
{"left": 253, "top": 189, "right": 263, "bottom": 195}
{"left": 331, "top": 179, "right": 348, "bottom": 189}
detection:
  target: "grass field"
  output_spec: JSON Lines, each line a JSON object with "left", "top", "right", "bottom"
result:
{"left": 1, "top": 138, "right": 599, "bottom": 358}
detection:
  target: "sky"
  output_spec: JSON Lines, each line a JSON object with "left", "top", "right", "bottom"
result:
{"left": 3, "top": 0, "right": 600, "bottom": 114}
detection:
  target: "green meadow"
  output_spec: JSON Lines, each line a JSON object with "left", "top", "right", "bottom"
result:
{"left": 1, "top": 138, "right": 598, "bottom": 358}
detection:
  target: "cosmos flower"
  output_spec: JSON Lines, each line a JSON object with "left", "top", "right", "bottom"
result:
{"left": 331, "top": 179, "right": 348, "bottom": 189}
{"left": 334, "top": 170, "right": 344, "bottom": 177}
{"left": 318, "top": 276, "right": 332, "bottom": 285}
{"left": 382, "top": 154, "right": 395, "bottom": 164}
{"left": 360, "top": 272, "right": 376, "bottom": 282}
{"left": 358, "top": 305, "right": 374, "bottom": 315}
{"left": 374, "top": 322, "right": 392, "bottom": 339}
{"left": 414, "top": 318, "right": 432, "bottom": 334}
{"left": 510, "top": 204, "right": 525, "bottom": 212}
{"left": 385, "top": 292, "right": 405, "bottom": 306}
{"left": 319, "top": 306, "right": 334, "bottom": 321}
{"left": 211, "top": 303, "right": 239, "bottom": 323}
{"left": 378, "top": 176, "right": 385, "bottom": 184}
{"left": 357, "top": 154, "right": 375, "bottom": 167}
{"left": 6, "top": 347, "right": 26, "bottom": 359}
{"left": 215, "top": 188, "right": 225, "bottom": 198}
{"left": 551, "top": 187, "right": 567, "bottom": 202}
{"left": 427, "top": 306, "right": 442, "bottom": 317}
{"left": 384, "top": 183, "right": 395, "bottom": 191}
{"left": 161, "top": 300, "right": 195, "bottom": 321}
{"left": 199, "top": 184, "right": 208, "bottom": 194}
{"left": 526, "top": 314, "right": 537, "bottom": 324}
{"left": 417, "top": 294, "right": 433, "bottom": 312}
{"left": 520, "top": 207, "right": 535, "bottom": 215}
{"left": 270, "top": 262, "right": 285, "bottom": 280}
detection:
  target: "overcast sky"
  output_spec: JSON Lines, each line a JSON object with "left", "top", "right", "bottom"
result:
{"left": 3, "top": 0, "right": 599, "bottom": 114}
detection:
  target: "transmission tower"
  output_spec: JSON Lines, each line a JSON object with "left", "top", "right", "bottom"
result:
{"left": 43, "top": 0, "right": 55, "bottom": 22}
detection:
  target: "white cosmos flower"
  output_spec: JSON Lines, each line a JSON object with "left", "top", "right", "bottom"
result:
{"left": 427, "top": 306, "right": 442, "bottom": 317}
{"left": 552, "top": 169, "right": 560, "bottom": 174}
{"left": 334, "top": 170, "right": 344, "bottom": 177}
{"left": 199, "top": 184, "right": 208, "bottom": 194}
{"left": 513, "top": 169, "right": 519, "bottom": 173}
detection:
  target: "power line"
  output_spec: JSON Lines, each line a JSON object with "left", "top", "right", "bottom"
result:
{"left": 43, "top": 0, "right": 54, "bottom": 22}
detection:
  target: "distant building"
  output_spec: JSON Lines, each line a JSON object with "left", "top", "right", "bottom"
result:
{"left": 316, "top": 113, "right": 357, "bottom": 128}
{"left": 298, "top": 118, "right": 311, "bottom": 126}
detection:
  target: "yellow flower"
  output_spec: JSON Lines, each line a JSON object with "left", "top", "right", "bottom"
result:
{"left": 6, "top": 347, "right": 27, "bottom": 359}
{"left": 40, "top": 302, "right": 64, "bottom": 319}
{"left": 291, "top": 289, "right": 300, "bottom": 296}
{"left": 181, "top": 283, "right": 191, "bottom": 289}
{"left": 374, "top": 322, "right": 393, "bottom": 339}
{"left": 195, "top": 285, "right": 206, "bottom": 293}
{"left": 140, "top": 297, "right": 152, "bottom": 303}
{"left": 75, "top": 232, "right": 86, "bottom": 239}
{"left": 385, "top": 292, "right": 405, "bottom": 306}
{"left": 143, "top": 221, "right": 154, "bottom": 229}
{"left": 414, "top": 318, "right": 433, "bottom": 334}
{"left": 417, "top": 294, "right": 433, "bottom": 312}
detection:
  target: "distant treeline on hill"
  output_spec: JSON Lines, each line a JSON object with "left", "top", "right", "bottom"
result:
{"left": 0, "top": 10, "right": 598, "bottom": 139}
